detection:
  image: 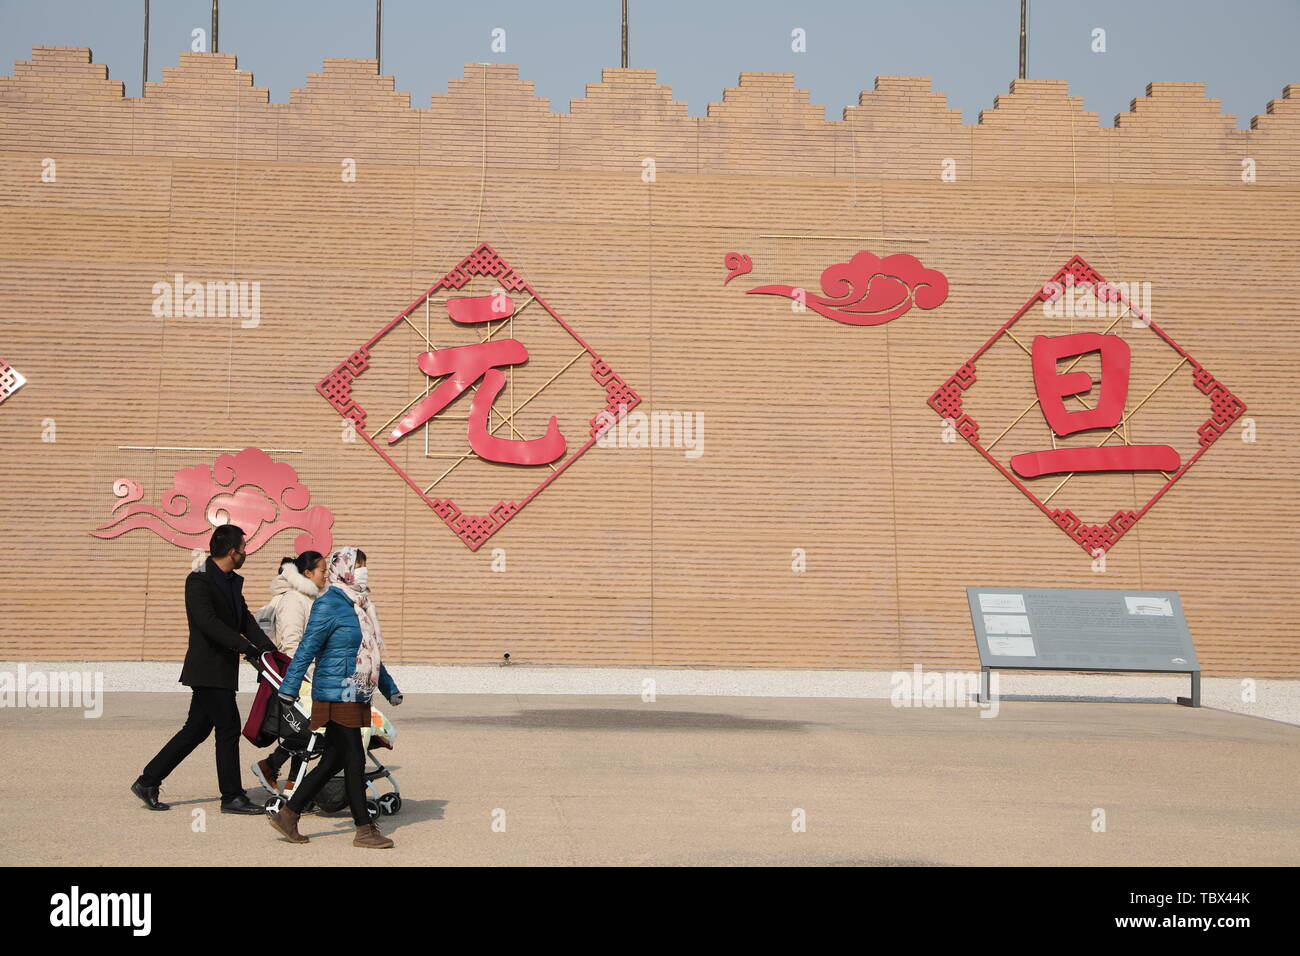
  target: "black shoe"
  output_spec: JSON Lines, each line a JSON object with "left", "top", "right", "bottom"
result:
{"left": 220, "top": 794, "right": 263, "bottom": 815}
{"left": 131, "top": 777, "right": 170, "bottom": 811}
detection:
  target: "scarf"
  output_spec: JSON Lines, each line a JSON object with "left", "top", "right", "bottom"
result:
{"left": 327, "top": 547, "right": 383, "bottom": 700}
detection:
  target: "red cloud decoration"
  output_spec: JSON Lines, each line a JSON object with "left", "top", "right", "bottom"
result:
{"left": 746, "top": 251, "right": 949, "bottom": 326}
{"left": 90, "top": 447, "right": 333, "bottom": 556}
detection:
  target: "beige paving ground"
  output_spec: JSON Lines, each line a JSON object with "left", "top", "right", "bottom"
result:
{"left": 4, "top": 693, "right": 1297, "bottom": 866}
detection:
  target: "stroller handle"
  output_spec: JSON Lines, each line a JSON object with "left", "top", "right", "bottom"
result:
{"left": 252, "top": 650, "right": 289, "bottom": 693}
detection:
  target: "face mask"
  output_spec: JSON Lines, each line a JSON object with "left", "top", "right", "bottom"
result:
{"left": 353, "top": 567, "right": 369, "bottom": 589}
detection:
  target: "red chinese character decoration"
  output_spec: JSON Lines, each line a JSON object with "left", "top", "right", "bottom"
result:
{"left": 317, "top": 242, "right": 640, "bottom": 551}
{"left": 742, "top": 250, "right": 949, "bottom": 325}
{"left": 929, "top": 256, "right": 1246, "bottom": 556}
{"left": 386, "top": 299, "right": 566, "bottom": 466}
{"left": 1009, "top": 332, "right": 1181, "bottom": 478}
{"left": 90, "top": 447, "right": 334, "bottom": 555}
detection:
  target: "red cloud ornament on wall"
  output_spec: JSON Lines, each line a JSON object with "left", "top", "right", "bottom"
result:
{"left": 722, "top": 253, "right": 753, "bottom": 286}
{"left": 742, "top": 250, "right": 949, "bottom": 325}
{"left": 90, "top": 447, "right": 334, "bottom": 555}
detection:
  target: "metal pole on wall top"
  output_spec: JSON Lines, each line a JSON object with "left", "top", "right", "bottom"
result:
{"left": 211, "top": 0, "right": 219, "bottom": 54}
{"left": 1019, "top": 0, "right": 1027, "bottom": 79}
{"left": 141, "top": 0, "right": 149, "bottom": 96}
{"left": 376, "top": 0, "right": 383, "bottom": 73}
{"left": 621, "top": 0, "right": 628, "bottom": 68}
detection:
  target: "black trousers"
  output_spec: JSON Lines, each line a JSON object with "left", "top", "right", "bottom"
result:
{"left": 286, "top": 722, "right": 368, "bottom": 826}
{"left": 265, "top": 743, "right": 303, "bottom": 783}
{"left": 140, "top": 686, "right": 245, "bottom": 801}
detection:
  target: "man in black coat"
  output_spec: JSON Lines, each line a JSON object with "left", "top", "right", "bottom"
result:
{"left": 131, "top": 523, "right": 277, "bottom": 814}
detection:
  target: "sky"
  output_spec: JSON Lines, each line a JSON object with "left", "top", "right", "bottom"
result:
{"left": 0, "top": 0, "right": 1296, "bottom": 128}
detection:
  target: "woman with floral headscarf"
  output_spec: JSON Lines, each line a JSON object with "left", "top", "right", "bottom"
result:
{"left": 268, "top": 546, "right": 402, "bottom": 848}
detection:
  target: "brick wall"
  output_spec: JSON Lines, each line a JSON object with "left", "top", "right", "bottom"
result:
{"left": 1, "top": 48, "right": 1297, "bottom": 675}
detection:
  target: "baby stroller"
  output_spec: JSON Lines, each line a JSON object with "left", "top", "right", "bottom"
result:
{"left": 242, "top": 650, "right": 403, "bottom": 821}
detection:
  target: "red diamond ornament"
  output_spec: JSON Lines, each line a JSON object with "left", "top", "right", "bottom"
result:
{"left": 928, "top": 256, "right": 1246, "bottom": 556}
{"left": 317, "top": 242, "right": 640, "bottom": 551}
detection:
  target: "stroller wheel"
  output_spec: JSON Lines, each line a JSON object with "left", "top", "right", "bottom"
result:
{"left": 264, "top": 796, "right": 283, "bottom": 816}
{"left": 377, "top": 793, "right": 401, "bottom": 816}
{"left": 366, "top": 799, "right": 380, "bottom": 822}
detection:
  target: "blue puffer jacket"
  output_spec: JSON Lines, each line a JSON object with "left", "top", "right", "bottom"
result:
{"left": 279, "top": 586, "right": 399, "bottom": 704}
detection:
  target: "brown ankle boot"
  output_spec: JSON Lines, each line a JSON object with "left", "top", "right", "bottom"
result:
{"left": 268, "top": 806, "right": 309, "bottom": 843}
{"left": 353, "top": 823, "right": 394, "bottom": 849}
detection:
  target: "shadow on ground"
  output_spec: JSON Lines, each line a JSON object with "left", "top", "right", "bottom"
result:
{"left": 412, "top": 708, "right": 819, "bottom": 732}
{"left": 990, "top": 695, "right": 1174, "bottom": 704}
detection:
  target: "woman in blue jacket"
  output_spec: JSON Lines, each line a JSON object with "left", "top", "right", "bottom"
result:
{"left": 267, "top": 547, "right": 401, "bottom": 848}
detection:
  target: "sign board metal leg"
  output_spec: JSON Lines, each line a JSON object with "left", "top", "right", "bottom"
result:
{"left": 979, "top": 666, "right": 990, "bottom": 704}
{"left": 1177, "top": 670, "right": 1200, "bottom": 708}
